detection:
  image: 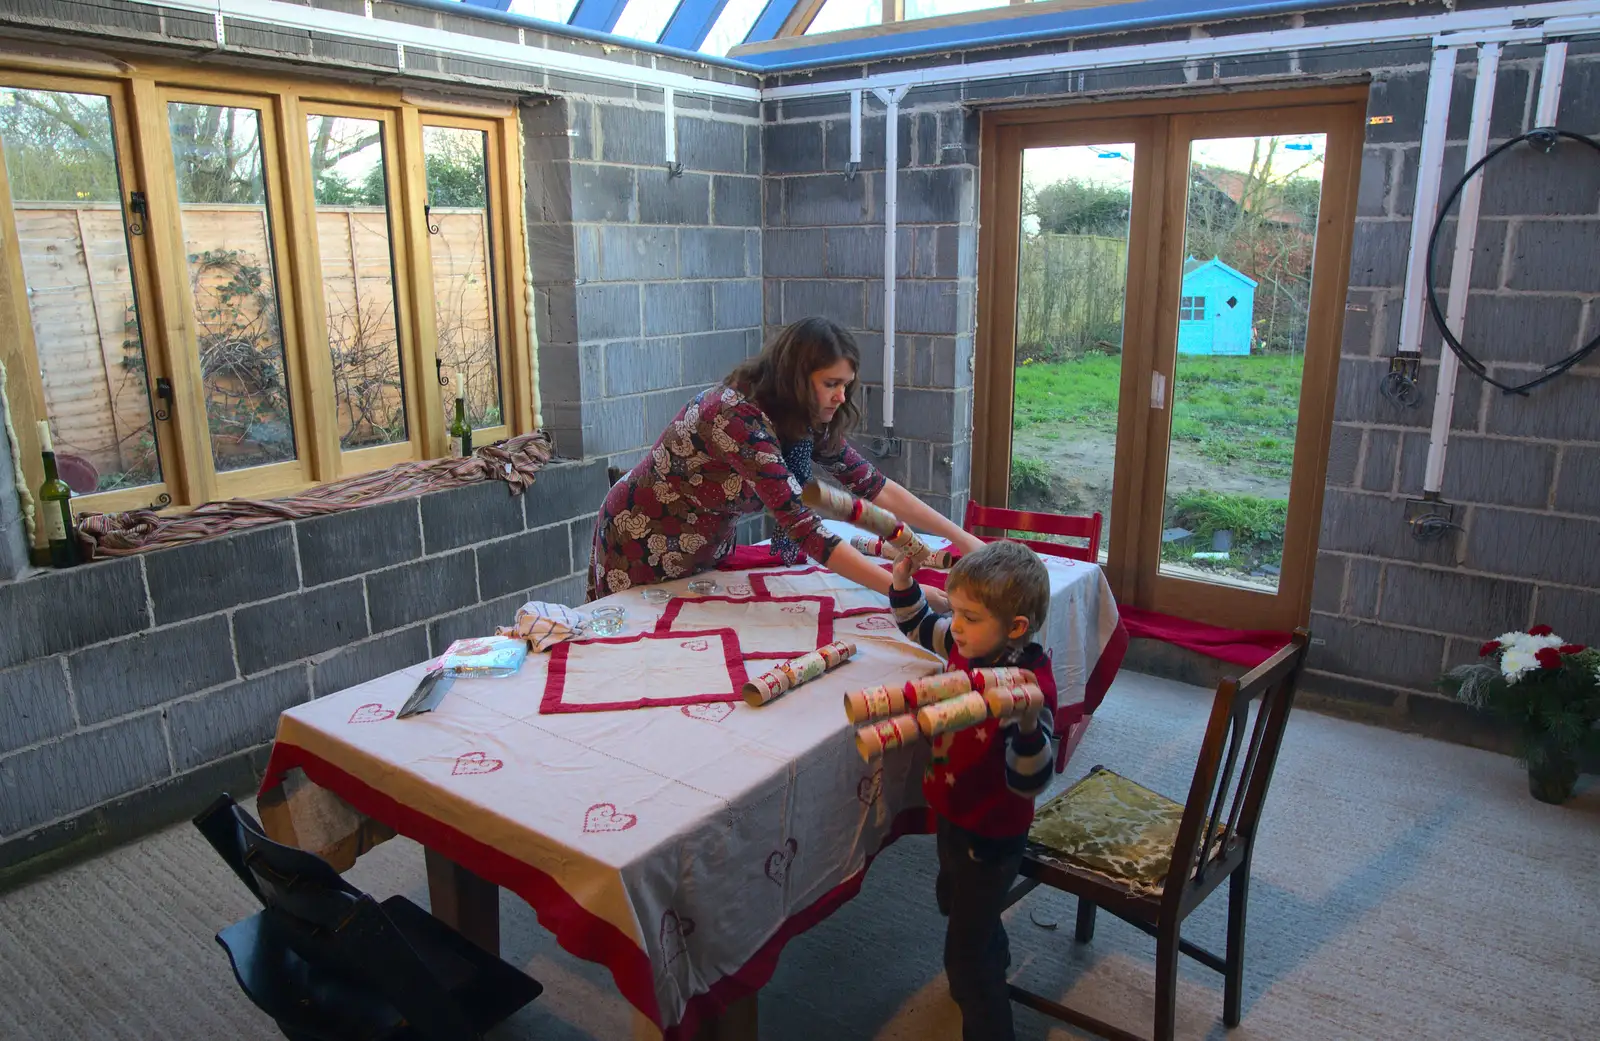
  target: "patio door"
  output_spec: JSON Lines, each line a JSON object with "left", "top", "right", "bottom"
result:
{"left": 974, "top": 87, "right": 1365, "bottom": 631}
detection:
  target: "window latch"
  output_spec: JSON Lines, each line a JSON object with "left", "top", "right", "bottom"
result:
{"left": 425, "top": 204, "right": 440, "bottom": 235}
{"left": 128, "top": 191, "right": 148, "bottom": 236}
{"left": 153, "top": 376, "right": 173, "bottom": 421}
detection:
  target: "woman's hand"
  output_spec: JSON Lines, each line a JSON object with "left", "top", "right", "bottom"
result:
{"left": 920, "top": 583, "right": 950, "bottom": 614}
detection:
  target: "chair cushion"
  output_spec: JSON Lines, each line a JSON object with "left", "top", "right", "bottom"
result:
{"left": 1027, "top": 767, "right": 1191, "bottom": 891}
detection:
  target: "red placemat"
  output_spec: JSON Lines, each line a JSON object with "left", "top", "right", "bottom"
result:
{"left": 541, "top": 628, "right": 749, "bottom": 714}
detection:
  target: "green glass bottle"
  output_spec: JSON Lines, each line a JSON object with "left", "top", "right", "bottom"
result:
{"left": 36, "top": 420, "right": 80, "bottom": 568}
{"left": 448, "top": 371, "right": 472, "bottom": 458}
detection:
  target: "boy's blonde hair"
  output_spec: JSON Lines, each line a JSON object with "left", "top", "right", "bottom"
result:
{"left": 945, "top": 539, "right": 1050, "bottom": 639}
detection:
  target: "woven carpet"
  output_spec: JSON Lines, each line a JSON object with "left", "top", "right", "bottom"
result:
{"left": 1, "top": 671, "right": 1596, "bottom": 1041}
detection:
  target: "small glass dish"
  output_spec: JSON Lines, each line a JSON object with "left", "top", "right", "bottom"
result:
{"left": 640, "top": 588, "right": 673, "bottom": 604}
{"left": 587, "top": 605, "right": 627, "bottom": 637}
{"left": 686, "top": 578, "right": 719, "bottom": 596}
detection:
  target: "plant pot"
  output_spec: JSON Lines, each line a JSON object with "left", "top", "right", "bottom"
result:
{"left": 1526, "top": 741, "right": 1579, "bottom": 805}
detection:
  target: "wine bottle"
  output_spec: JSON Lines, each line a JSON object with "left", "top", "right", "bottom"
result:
{"left": 36, "top": 420, "right": 80, "bottom": 568}
{"left": 448, "top": 370, "right": 472, "bottom": 458}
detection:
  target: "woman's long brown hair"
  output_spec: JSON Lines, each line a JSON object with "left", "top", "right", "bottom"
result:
{"left": 726, "top": 317, "right": 862, "bottom": 452}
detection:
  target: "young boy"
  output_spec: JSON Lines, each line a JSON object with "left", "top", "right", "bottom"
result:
{"left": 889, "top": 539, "right": 1056, "bottom": 1041}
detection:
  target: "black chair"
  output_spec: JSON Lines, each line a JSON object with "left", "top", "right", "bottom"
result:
{"left": 194, "top": 794, "right": 542, "bottom": 1041}
{"left": 1004, "top": 629, "right": 1310, "bottom": 1041}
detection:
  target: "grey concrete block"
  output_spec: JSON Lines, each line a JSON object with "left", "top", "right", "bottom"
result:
{"left": 477, "top": 527, "right": 571, "bottom": 600}
{"left": 1399, "top": 433, "right": 1556, "bottom": 509}
{"left": 1347, "top": 220, "right": 1411, "bottom": 288}
{"left": 897, "top": 167, "right": 971, "bottom": 225}
{"left": 678, "top": 117, "right": 746, "bottom": 174}
{"left": 1310, "top": 553, "right": 1346, "bottom": 615}
{"left": 526, "top": 460, "right": 611, "bottom": 531}
{"left": 783, "top": 280, "right": 865, "bottom": 327}
{"left": 822, "top": 114, "right": 890, "bottom": 172}
{"left": 420, "top": 481, "right": 526, "bottom": 554}
{"left": 1485, "top": 372, "right": 1599, "bottom": 442}
{"left": 712, "top": 176, "right": 761, "bottom": 227}
{"left": 826, "top": 226, "right": 884, "bottom": 278}
{"left": 643, "top": 281, "right": 713, "bottom": 336}
{"left": 1316, "top": 488, "right": 1458, "bottom": 567}
{"left": 366, "top": 552, "right": 478, "bottom": 632}
{"left": 428, "top": 593, "right": 528, "bottom": 654}
{"left": 577, "top": 282, "right": 642, "bottom": 340}
{"left": 1356, "top": 148, "right": 1393, "bottom": 218}
{"left": 169, "top": 666, "right": 309, "bottom": 773}
{"left": 598, "top": 225, "right": 677, "bottom": 282}
{"left": 0, "top": 712, "right": 169, "bottom": 836}
{"left": 311, "top": 626, "right": 429, "bottom": 699}
{"left": 764, "top": 121, "right": 824, "bottom": 174}
{"left": 530, "top": 572, "right": 587, "bottom": 609}
{"left": 1553, "top": 446, "right": 1600, "bottom": 515}
{"left": 599, "top": 105, "right": 664, "bottom": 166}
{"left": 784, "top": 175, "right": 871, "bottom": 227}
{"left": 1435, "top": 292, "right": 1583, "bottom": 368}
{"left": 1333, "top": 357, "right": 1480, "bottom": 431}
{"left": 888, "top": 389, "right": 956, "bottom": 443}
{"left": 1411, "top": 217, "right": 1506, "bottom": 294}
{"left": 1305, "top": 615, "right": 1445, "bottom": 689}
{"left": 70, "top": 616, "right": 236, "bottom": 725}
{"left": 1507, "top": 222, "right": 1600, "bottom": 293}
{"left": 640, "top": 170, "right": 711, "bottom": 225}
{"left": 295, "top": 500, "right": 421, "bottom": 588}
{"left": 0, "top": 659, "right": 72, "bottom": 756}
{"left": 764, "top": 229, "right": 827, "bottom": 278}
{"left": 571, "top": 163, "right": 637, "bottom": 223}
{"left": 642, "top": 389, "right": 692, "bottom": 438}
{"left": 584, "top": 396, "right": 649, "bottom": 456}
{"left": 1537, "top": 584, "right": 1600, "bottom": 641}
{"left": 1480, "top": 146, "right": 1600, "bottom": 218}
{"left": 234, "top": 580, "right": 368, "bottom": 677}
{"left": 1362, "top": 71, "right": 1429, "bottom": 146}
{"left": 1359, "top": 429, "right": 1401, "bottom": 492}
{"left": 745, "top": 230, "right": 761, "bottom": 279}
{"left": 146, "top": 526, "right": 296, "bottom": 625}
{"left": 1326, "top": 423, "right": 1362, "bottom": 486}
{"left": 680, "top": 228, "right": 748, "bottom": 279}
{"left": 1555, "top": 59, "right": 1600, "bottom": 135}
{"left": 605, "top": 339, "right": 681, "bottom": 397}
{"left": 1467, "top": 508, "right": 1600, "bottom": 587}
{"left": 682, "top": 329, "right": 754, "bottom": 385}
{"left": 1378, "top": 564, "right": 1533, "bottom": 638}
{"left": 714, "top": 280, "right": 763, "bottom": 331}
{"left": 0, "top": 557, "right": 150, "bottom": 669}
{"left": 876, "top": 280, "right": 959, "bottom": 335}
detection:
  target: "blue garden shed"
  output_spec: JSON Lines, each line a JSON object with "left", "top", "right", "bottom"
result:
{"left": 1178, "top": 256, "right": 1257, "bottom": 355}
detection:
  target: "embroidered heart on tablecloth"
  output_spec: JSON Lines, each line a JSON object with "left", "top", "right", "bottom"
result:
{"left": 583, "top": 802, "right": 638, "bottom": 833}
{"left": 857, "top": 767, "right": 884, "bottom": 806}
{"left": 726, "top": 583, "right": 752, "bottom": 596}
{"left": 660, "top": 910, "right": 695, "bottom": 963}
{"left": 682, "top": 703, "right": 733, "bottom": 723}
{"left": 452, "top": 751, "right": 503, "bottom": 776}
{"left": 348, "top": 703, "right": 394, "bottom": 724}
{"left": 780, "top": 604, "right": 808, "bottom": 614}
{"left": 765, "top": 838, "right": 799, "bottom": 885}
{"left": 853, "top": 615, "right": 895, "bottom": 631}
{"left": 679, "top": 639, "right": 710, "bottom": 651}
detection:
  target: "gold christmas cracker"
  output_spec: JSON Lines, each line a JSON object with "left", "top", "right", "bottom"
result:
{"left": 743, "top": 640, "right": 856, "bottom": 706}
{"left": 970, "top": 666, "right": 1037, "bottom": 691}
{"left": 853, "top": 534, "right": 957, "bottom": 570}
{"left": 843, "top": 683, "right": 907, "bottom": 724}
{"left": 903, "top": 670, "right": 974, "bottom": 708}
{"left": 916, "top": 691, "right": 991, "bottom": 738}
{"left": 855, "top": 713, "right": 921, "bottom": 761}
{"left": 982, "top": 683, "right": 1044, "bottom": 720}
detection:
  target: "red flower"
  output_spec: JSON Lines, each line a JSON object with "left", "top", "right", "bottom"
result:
{"left": 1534, "top": 647, "right": 1562, "bottom": 670}
{"left": 1528, "top": 624, "right": 1554, "bottom": 637}
{"left": 1558, "top": 644, "right": 1586, "bottom": 655}
{"left": 1478, "top": 640, "right": 1501, "bottom": 657}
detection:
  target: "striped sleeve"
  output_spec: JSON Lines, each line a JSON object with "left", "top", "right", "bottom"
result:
{"left": 1003, "top": 712, "right": 1056, "bottom": 799}
{"left": 886, "top": 582, "right": 952, "bottom": 658}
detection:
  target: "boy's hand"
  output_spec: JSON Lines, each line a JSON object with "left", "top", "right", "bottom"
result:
{"left": 1015, "top": 703, "right": 1042, "bottom": 733}
{"left": 891, "top": 553, "right": 917, "bottom": 589}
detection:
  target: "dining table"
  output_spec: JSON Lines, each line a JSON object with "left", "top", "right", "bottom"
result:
{"left": 256, "top": 520, "right": 1128, "bottom": 1040}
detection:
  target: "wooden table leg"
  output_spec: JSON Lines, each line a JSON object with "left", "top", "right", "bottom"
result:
{"left": 692, "top": 994, "right": 759, "bottom": 1041}
{"left": 424, "top": 847, "right": 500, "bottom": 955}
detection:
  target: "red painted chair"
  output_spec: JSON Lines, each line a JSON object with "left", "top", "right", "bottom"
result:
{"left": 963, "top": 501, "right": 1103, "bottom": 563}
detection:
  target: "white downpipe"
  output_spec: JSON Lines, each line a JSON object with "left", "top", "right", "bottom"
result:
{"left": 1423, "top": 42, "right": 1500, "bottom": 496}
{"left": 1397, "top": 45, "right": 1460, "bottom": 358}
{"left": 849, "top": 89, "right": 863, "bottom": 166}
{"left": 873, "top": 86, "right": 909, "bottom": 434}
{"left": 1535, "top": 41, "right": 1569, "bottom": 126}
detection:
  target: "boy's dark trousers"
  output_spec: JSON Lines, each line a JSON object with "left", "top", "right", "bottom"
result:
{"left": 936, "top": 816, "right": 1026, "bottom": 1041}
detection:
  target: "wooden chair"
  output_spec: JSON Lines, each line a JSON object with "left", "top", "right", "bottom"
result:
{"left": 193, "top": 794, "right": 542, "bottom": 1041}
{"left": 963, "top": 501, "right": 1103, "bottom": 563}
{"left": 1004, "top": 629, "right": 1310, "bottom": 1041}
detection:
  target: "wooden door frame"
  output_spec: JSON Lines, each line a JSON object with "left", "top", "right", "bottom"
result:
{"left": 973, "top": 84, "right": 1367, "bottom": 628}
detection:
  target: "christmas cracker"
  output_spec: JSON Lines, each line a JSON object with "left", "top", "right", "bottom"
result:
{"left": 854, "top": 714, "right": 920, "bottom": 760}
{"left": 743, "top": 640, "right": 856, "bottom": 706}
{"left": 855, "top": 683, "right": 1045, "bottom": 760}
{"left": 803, "top": 481, "right": 931, "bottom": 567}
{"left": 850, "top": 535, "right": 959, "bottom": 570}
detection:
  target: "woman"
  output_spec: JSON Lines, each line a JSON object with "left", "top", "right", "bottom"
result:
{"left": 589, "top": 317, "right": 983, "bottom": 601}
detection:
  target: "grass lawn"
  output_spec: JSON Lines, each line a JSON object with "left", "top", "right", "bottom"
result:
{"left": 1013, "top": 352, "right": 1304, "bottom": 478}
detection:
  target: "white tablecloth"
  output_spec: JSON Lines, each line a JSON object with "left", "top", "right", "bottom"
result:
{"left": 258, "top": 520, "right": 1122, "bottom": 1039}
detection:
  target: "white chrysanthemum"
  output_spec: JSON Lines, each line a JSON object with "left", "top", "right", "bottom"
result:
{"left": 1501, "top": 648, "right": 1538, "bottom": 683}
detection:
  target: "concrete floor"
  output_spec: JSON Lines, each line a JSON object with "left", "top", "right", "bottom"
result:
{"left": 2, "top": 670, "right": 1597, "bottom": 1041}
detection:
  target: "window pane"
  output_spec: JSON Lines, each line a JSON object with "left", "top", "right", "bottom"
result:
{"left": 904, "top": 0, "right": 1008, "bottom": 19}
{"left": 0, "top": 87, "right": 162, "bottom": 494}
{"left": 505, "top": 0, "right": 578, "bottom": 20}
{"left": 168, "top": 102, "right": 296, "bottom": 472}
{"left": 701, "top": 0, "right": 767, "bottom": 55}
{"left": 423, "top": 126, "right": 502, "bottom": 431}
{"left": 611, "top": 0, "right": 675, "bottom": 42}
{"left": 307, "top": 114, "right": 407, "bottom": 451}
{"left": 807, "top": 0, "right": 880, "bottom": 34}
{"left": 1159, "top": 134, "right": 1327, "bottom": 593}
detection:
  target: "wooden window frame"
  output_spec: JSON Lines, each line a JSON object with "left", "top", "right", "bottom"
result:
{"left": 0, "top": 55, "right": 532, "bottom": 560}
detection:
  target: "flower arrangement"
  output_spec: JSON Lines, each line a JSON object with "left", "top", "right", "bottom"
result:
{"left": 1441, "top": 625, "right": 1600, "bottom": 804}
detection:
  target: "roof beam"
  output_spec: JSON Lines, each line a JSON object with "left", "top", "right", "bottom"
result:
{"left": 568, "top": 0, "right": 630, "bottom": 32}
{"left": 660, "top": 0, "right": 733, "bottom": 50}
{"left": 743, "top": 0, "right": 810, "bottom": 44}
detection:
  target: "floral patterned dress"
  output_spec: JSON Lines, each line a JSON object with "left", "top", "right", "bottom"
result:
{"left": 588, "top": 384, "right": 886, "bottom": 600}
